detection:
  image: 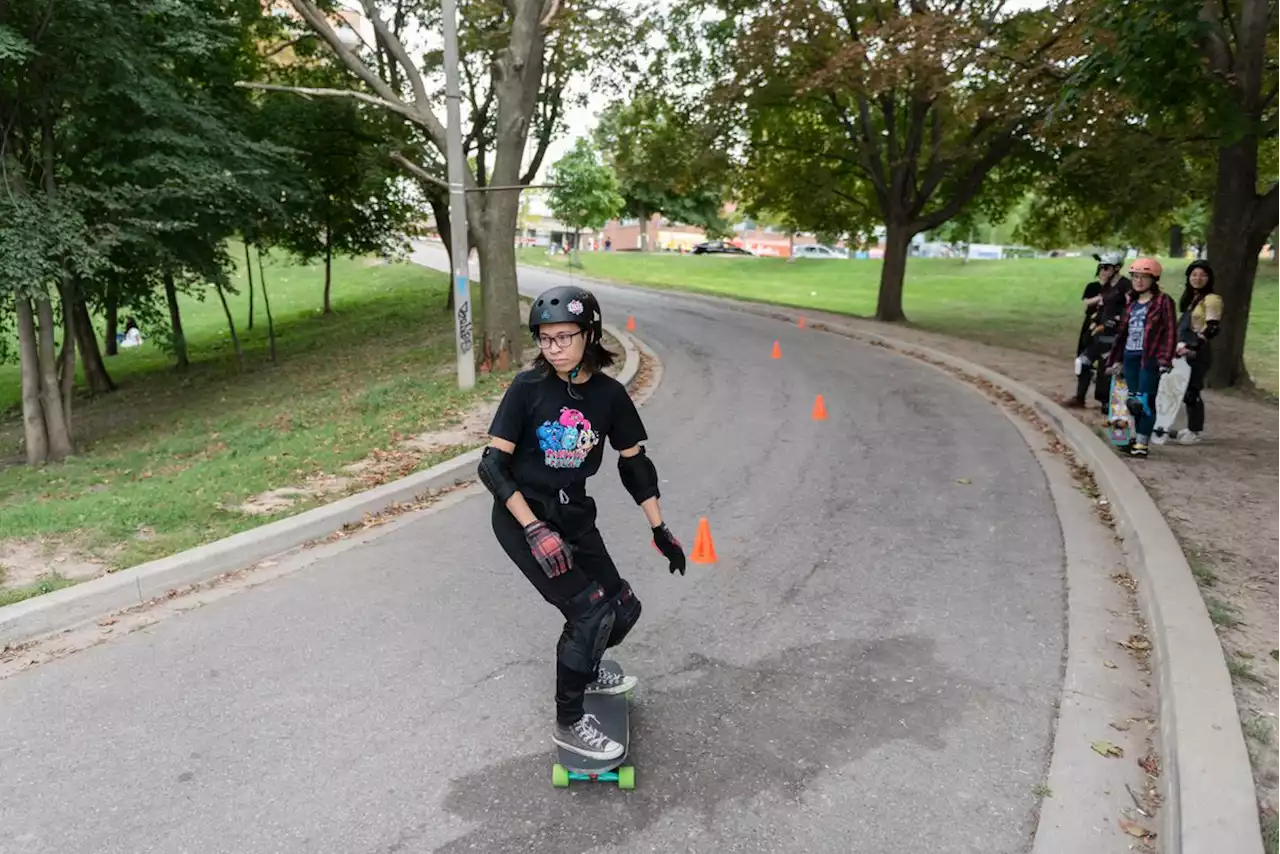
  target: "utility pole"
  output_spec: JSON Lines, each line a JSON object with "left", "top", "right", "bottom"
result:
{"left": 441, "top": 0, "right": 475, "bottom": 389}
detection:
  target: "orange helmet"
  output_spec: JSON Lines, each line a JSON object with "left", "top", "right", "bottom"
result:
{"left": 1129, "top": 257, "right": 1162, "bottom": 278}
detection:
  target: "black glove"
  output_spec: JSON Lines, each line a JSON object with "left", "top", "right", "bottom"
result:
{"left": 652, "top": 523, "right": 687, "bottom": 576}
{"left": 524, "top": 521, "right": 572, "bottom": 578}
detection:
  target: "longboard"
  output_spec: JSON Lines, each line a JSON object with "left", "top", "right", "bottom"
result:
{"left": 1106, "top": 375, "right": 1133, "bottom": 447}
{"left": 552, "top": 659, "right": 634, "bottom": 789}
{"left": 1152, "top": 357, "right": 1192, "bottom": 442}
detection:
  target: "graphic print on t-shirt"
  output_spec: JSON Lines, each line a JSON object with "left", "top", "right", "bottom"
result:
{"left": 535, "top": 407, "right": 600, "bottom": 469}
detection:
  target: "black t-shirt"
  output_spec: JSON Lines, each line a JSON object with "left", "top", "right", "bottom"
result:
{"left": 488, "top": 369, "right": 648, "bottom": 497}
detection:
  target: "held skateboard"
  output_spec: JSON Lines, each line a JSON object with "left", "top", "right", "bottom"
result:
{"left": 552, "top": 659, "right": 634, "bottom": 789}
{"left": 1106, "top": 375, "right": 1133, "bottom": 447}
{"left": 1151, "top": 356, "right": 1192, "bottom": 442}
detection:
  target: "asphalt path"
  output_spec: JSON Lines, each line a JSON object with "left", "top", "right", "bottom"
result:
{"left": 0, "top": 247, "right": 1067, "bottom": 854}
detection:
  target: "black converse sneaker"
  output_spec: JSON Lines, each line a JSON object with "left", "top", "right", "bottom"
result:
{"left": 586, "top": 666, "right": 638, "bottom": 695}
{"left": 553, "top": 713, "right": 624, "bottom": 760}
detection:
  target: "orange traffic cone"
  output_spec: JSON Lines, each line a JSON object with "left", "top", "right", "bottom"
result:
{"left": 689, "top": 517, "right": 718, "bottom": 564}
{"left": 626, "top": 315, "right": 636, "bottom": 332}
{"left": 797, "top": 316, "right": 807, "bottom": 329}
{"left": 811, "top": 394, "right": 828, "bottom": 421}
{"left": 770, "top": 340, "right": 782, "bottom": 359}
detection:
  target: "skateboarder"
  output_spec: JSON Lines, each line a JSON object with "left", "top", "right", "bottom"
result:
{"left": 1105, "top": 258, "right": 1178, "bottom": 457}
{"left": 477, "top": 285, "right": 687, "bottom": 762}
{"left": 1175, "top": 260, "right": 1223, "bottom": 444}
{"left": 1068, "top": 252, "right": 1131, "bottom": 409}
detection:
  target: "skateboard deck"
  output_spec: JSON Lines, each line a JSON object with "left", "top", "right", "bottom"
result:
{"left": 552, "top": 659, "right": 634, "bottom": 789}
{"left": 1106, "top": 375, "right": 1133, "bottom": 447}
{"left": 1152, "top": 357, "right": 1192, "bottom": 440}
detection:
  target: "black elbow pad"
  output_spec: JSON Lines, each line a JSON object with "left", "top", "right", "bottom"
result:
{"left": 478, "top": 446, "right": 518, "bottom": 503}
{"left": 618, "top": 446, "right": 661, "bottom": 504}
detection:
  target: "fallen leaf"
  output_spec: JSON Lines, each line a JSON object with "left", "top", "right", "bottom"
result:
{"left": 1092, "top": 740, "right": 1124, "bottom": 758}
{"left": 1139, "top": 753, "right": 1161, "bottom": 776}
{"left": 1103, "top": 660, "right": 1118, "bottom": 669}
{"left": 956, "top": 478, "right": 972, "bottom": 485}
{"left": 1110, "top": 720, "right": 1132, "bottom": 732}
{"left": 1120, "top": 635, "right": 1152, "bottom": 652}
{"left": 1118, "top": 817, "right": 1155, "bottom": 839}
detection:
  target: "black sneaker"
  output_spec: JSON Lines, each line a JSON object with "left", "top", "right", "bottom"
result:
{"left": 553, "top": 714, "right": 623, "bottom": 761}
{"left": 1130, "top": 442, "right": 1148, "bottom": 458}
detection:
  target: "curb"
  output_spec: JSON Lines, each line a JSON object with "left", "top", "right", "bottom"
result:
{"left": 550, "top": 272, "right": 1256, "bottom": 854}
{"left": 0, "top": 323, "right": 644, "bottom": 650}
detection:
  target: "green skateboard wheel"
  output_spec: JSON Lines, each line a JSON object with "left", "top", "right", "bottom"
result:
{"left": 552, "top": 763, "right": 570, "bottom": 788}
{"left": 617, "top": 765, "right": 635, "bottom": 789}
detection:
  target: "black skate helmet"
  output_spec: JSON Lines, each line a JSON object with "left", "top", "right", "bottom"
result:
{"left": 529, "top": 285, "right": 603, "bottom": 345}
{"left": 528, "top": 286, "right": 607, "bottom": 399}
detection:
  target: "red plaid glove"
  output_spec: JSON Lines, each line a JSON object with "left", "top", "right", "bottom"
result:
{"left": 524, "top": 521, "right": 572, "bottom": 578}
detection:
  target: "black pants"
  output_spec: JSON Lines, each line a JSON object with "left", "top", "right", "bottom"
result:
{"left": 1184, "top": 351, "right": 1211, "bottom": 432}
{"left": 491, "top": 493, "right": 626, "bottom": 725}
{"left": 1075, "top": 336, "right": 1113, "bottom": 406}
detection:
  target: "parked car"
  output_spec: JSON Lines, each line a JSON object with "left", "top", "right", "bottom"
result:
{"left": 791, "top": 244, "right": 847, "bottom": 259}
{"left": 692, "top": 241, "right": 755, "bottom": 256}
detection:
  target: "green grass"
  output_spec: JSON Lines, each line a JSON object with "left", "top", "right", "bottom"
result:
{"left": 0, "top": 573, "right": 76, "bottom": 607}
{"left": 1207, "top": 597, "right": 1244, "bottom": 628}
{"left": 0, "top": 250, "right": 511, "bottom": 573}
{"left": 520, "top": 249, "right": 1280, "bottom": 393}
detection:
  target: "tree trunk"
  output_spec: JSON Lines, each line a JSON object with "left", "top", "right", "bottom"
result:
{"left": 640, "top": 210, "right": 652, "bottom": 252}
{"left": 258, "top": 246, "right": 277, "bottom": 363}
{"left": 16, "top": 297, "right": 49, "bottom": 466}
{"left": 164, "top": 271, "right": 189, "bottom": 370}
{"left": 475, "top": 192, "right": 524, "bottom": 372}
{"left": 35, "top": 295, "right": 73, "bottom": 460}
{"left": 215, "top": 282, "right": 244, "bottom": 367}
{"left": 323, "top": 219, "right": 333, "bottom": 314}
{"left": 1204, "top": 138, "right": 1270, "bottom": 388}
{"left": 876, "top": 223, "right": 914, "bottom": 322}
{"left": 245, "top": 241, "right": 256, "bottom": 330}
{"left": 72, "top": 296, "right": 115, "bottom": 393}
{"left": 1169, "top": 224, "right": 1184, "bottom": 259}
{"left": 104, "top": 283, "right": 119, "bottom": 356}
{"left": 54, "top": 279, "right": 77, "bottom": 440}
{"left": 431, "top": 192, "right": 456, "bottom": 312}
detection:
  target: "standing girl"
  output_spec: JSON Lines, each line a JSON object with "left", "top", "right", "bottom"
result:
{"left": 1106, "top": 258, "right": 1178, "bottom": 457}
{"left": 1175, "top": 260, "right": 1223, "bottom": 444}
{"left": 477, "top": 286, "right": 687, "bottom": 761}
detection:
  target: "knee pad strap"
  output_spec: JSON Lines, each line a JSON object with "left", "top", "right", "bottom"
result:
{"left": 606, "top": 580, "right": 642, "bottom": 649}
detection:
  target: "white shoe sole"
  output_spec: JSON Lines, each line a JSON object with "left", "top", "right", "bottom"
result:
{"left": 552, "top": 733, "right": 624, "bottom": 761}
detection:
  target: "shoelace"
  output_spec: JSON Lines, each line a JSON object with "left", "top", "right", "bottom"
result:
{"left": 572, "top": 714, "right": 612, "bottom": 748}
{"left": 594, "top": 669, "right": 621, "bottom": 686}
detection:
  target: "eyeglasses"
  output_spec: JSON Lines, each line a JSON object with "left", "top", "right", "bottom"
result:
{"left": 535, "top": 330, "right": 584, "bottom": 350}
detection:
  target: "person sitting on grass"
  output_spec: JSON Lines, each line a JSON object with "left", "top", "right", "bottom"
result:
{"left": 1105, "top": 257, "right": 1178, "bottom": 458}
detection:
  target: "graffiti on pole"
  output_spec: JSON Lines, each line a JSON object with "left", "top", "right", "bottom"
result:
{"left": 455, "top": 275, "right": 473, "bottom": 355}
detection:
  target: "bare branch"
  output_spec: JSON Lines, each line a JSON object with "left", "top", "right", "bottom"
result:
{"left": 358, "top": 1, "right": 431, "bottom": 111}
{"left": 390, "top": 151, "right": 448, "bottom": 190}
{"left": 263, "top": 34, "right": 317, "bottom": 59}
{"left": 235, "top": 81, "right": 421, "bottom": 122}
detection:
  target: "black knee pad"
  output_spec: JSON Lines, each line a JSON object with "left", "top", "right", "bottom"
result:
{"left": 1126, "top": 394, "right": 1145, "bottom": 418}
{"left": 606, "top": 580, "right": 642, "bottom": 649}
{"left": 556, "top": 582, "right": 616, "bottom": 674}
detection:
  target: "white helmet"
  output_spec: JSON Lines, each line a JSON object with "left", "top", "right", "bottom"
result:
{"left": 1092, "top": 251, "right": 1124, "bottom": 267}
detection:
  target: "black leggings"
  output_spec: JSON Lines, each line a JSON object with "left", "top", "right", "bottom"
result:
{"left": 491, "top": 495, "right": 626, "bottom": 725}
{"left": 1184, "top": 352, "right": 1210, "bottom": 433}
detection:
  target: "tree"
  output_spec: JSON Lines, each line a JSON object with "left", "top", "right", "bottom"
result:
{"left": 1, "top": 0, "right": 290, "bottom": 463}
{"left": 258, "top": 52, "right": 417, "bottom": 314}
{"left": 1070, "top": 0, "right": 1278, "bottom": 386}
{"left": 592, "top": 93, "right": 733, "bottom": 249}
{"left": 675, "top": 0, "right": 1081, "bottom": 321}
{"left": 546, "top": 138, "right": 624, "bottom": 260}
{"left": 247, "top": 0, "right": 638, "bottom": 372}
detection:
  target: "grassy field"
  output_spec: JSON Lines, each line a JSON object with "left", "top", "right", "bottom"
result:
{"left": 520, "top": 249, "right": 1279, "bottom": 394}
{"left": 0, "top": 250, "right": 511, "bottom": 595}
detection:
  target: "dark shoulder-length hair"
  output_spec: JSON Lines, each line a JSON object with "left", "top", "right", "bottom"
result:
{"left": 1179, "top": 260, "right": 1216, "bottom": 313}
{"left": 530, "top": 331, "right": 618, "bottom": 376}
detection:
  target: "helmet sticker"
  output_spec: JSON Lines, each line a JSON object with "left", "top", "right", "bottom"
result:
{"left": 540, "top": 309, "right": 552, "bottom": 320}
{"left": 567, "top": 299, "right": 584, "bottom": 315}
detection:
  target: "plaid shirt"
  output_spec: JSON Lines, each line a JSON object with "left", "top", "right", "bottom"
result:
{"left": 1108, "top": 292, "right": 1178, "bottom": 368}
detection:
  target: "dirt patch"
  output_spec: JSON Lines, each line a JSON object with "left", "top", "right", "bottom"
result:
{"left": 790, "top": 304, "right": 1279, "bottom": 831}
{"left": 0, "top": 538, "right": 110, "bottom": 589}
